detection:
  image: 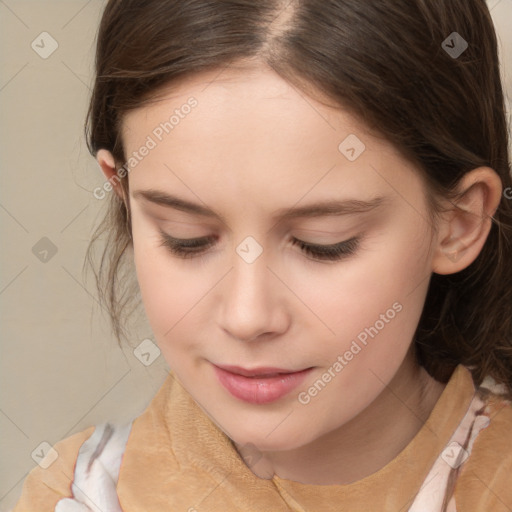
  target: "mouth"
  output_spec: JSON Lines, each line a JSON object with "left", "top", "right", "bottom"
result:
{"left": 212, "top": 363, "right": 314, "bottom": 404}
{"left": 214, "top": 364, "right": 310, "bottom": 377}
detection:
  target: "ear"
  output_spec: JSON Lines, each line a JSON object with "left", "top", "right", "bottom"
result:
{"left": 96, "top": 149, "right": 126, "bottom": 201}
{"left": 431, "top": 167, "right": 503, "bottom": 275}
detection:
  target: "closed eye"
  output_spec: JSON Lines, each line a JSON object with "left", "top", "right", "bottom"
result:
{"left": 290, "top": 236, "right": 360, "bottom": 261}
{"left": 158, "top": 230, "right": 361, "bottom": 262}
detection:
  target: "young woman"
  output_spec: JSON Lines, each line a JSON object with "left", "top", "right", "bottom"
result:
{"left": 12, "top": 0, "right": 512, "bottom": 510}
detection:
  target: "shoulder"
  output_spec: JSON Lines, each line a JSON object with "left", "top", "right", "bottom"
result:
{"left": 10, "top": 426, "right": 95, "bottom": 512}
{"left": 455, "top": 392, "right": 512, "bottom": 511}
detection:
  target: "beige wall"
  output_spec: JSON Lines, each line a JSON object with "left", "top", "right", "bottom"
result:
{"left": 1, "top": 0, "right": 511, "bottom": 509}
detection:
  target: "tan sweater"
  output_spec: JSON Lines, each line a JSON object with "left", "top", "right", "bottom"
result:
{"left": 11, "top": 364, "right": 512, "bottom": 511}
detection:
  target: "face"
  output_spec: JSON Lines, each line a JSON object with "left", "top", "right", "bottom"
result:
{"left": 121, "top": 63, "right": 437, "bottom": 451}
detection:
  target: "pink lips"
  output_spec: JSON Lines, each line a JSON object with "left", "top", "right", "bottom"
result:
{"left": 213, "top": 364, "right": 313, "bottom": 404}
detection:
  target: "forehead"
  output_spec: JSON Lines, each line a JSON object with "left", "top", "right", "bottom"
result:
{"left": 121, "top": 62, "right": 374, "bottom": 152}
{"left": 120, "top": 63, "right": 420, "bottom": 224}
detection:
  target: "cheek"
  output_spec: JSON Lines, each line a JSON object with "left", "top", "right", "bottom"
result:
{"left": 131, "top": 220, "right": 203, "bottom": 341}
{"left": 289, "top": 233, "right": 431, "bottom": 431}
{"left": 304, "top": 224, "right": 431, "bottom": 363}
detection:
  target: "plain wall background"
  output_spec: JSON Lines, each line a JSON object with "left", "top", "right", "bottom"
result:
{"left": 1, "top": 0, "right": 511, "bottom": 509}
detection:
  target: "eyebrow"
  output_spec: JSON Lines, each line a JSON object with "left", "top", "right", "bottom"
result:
{"left": 132, "top": 189, "right": 387, "bottom": 223}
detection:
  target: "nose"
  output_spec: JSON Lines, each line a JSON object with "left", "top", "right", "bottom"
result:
{"left": 219, "top": 245, "right": 289, "bottom": 342}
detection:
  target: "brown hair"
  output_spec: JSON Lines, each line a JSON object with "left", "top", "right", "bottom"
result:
{"left": 84, "top": 0, "right": 512, "bottom": 398}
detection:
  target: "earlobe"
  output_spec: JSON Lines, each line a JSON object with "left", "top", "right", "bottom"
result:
{"left": 96, "top": 149, "right": 125, "bottom": 200}
{"left": 431, "top": 167, "right": 502, "bottom": 275}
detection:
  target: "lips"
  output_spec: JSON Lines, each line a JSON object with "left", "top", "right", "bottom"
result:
{"left": 212, "top": 363, "right": 314, "bottom": 404}
{"left": 215, "top": 364, "right": 308, "bottom": 378}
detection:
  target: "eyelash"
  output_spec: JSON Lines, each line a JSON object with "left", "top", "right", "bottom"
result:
{"left": 158, "top": 230, "right": 361, "bottom": 262}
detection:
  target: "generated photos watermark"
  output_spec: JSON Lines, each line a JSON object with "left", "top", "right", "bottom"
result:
{"left": 93, "top": 97, "right": 199, "bottom": 200}
{"left": 297, "top": 301, "right": 403, "bottom": 405}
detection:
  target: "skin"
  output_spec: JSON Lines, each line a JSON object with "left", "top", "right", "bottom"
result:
{"left": 96, "top": 61, "right": 502, "bottom": 485}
